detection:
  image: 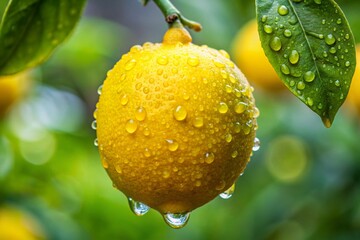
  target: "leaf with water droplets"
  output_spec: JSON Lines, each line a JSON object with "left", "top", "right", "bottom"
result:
{"left": 256, "top": 0, "right": 356, "bottom": 127}
{"left": 0, "top": 0, "right": 87, "bottom": 75}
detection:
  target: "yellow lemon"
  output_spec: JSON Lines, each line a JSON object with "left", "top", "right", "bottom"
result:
{"left": 95, "top": 26, "right": 259, "bottom": 227}
{"left": 232, "top": 19, "right": 286, "bottom": 92}
{"left": 346, "top": 44, "right": 360, "bottom": 114}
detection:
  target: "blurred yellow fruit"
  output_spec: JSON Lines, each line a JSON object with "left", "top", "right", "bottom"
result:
{"left": 232, "top": 19, "right": 286, "bottom": 92}
{"left": 346, "top": 44, "right": 360, "bottom": 114}
{"left": 0, "top": 205, "right": 45, "bottom": 240}
{"left": 0, "top": 71, "right": 28, "bottom": 118}
{"left": 95, "top": 26, "right": 259, "bottom": 227}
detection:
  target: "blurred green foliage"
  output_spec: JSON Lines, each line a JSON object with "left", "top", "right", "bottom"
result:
{"left": 1, "top": 0, "right": 360, "bottom": 239}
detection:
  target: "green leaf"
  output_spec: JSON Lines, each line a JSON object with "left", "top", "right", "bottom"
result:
{"left": 255, "top": 0, "right": 356, "bottom": 127}
{"left": 0, "top": 0, "right": 87, "bottom": 75}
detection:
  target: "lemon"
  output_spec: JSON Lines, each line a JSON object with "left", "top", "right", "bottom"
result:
{"left": 346, "top": 44, "right": 360, "bottom": 114}
{"left": 0, "top": 71, "right": 28, "bottom": 118}
{"left": 232, "top": 19, "right": 286, "bottom": 92}
{"left": 95, "top": 26, "right": 259, "bottom": 227}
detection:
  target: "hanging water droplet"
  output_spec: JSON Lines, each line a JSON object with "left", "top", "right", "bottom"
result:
{"left": 253, "top": 137, "right": 261, "bottom": 151}
{"left": 163, "top": 213, "right": 190, "bottom": 229}
{"left": 219, "top": 183, "right": 235, "bottom": 199}
{"left": 289, "top": 50, "right": 300, "bottom": 64}
{"left": 91, "top": 120, "right": 97, "bottom": 130}
{"left": 314, "top": 0, "right": 321, "bottom": 4}
{"left": 345, "top": 61, "right": 350, "bottom": 67}
{"left": 325, "top": 34, "right": 336, "bottom": 45}
{"left": 278, "top": 5, "right": 289, "bottom": 16}
{"left": 280, "top": 64, "right": 290, "bottom": 75}
{"left": 173, "top": 105, "right": 187, "bottom": 121}
{"left": 270, "top": 37, "right": 282, "bottom": 51}
{"left": 128, "top": 198, "right": 150, "bottom": 216}
{"left": 97, "top": 85, "right": 103, "bottom": 95}
{"left": 94, "top": 138, "right": 98, "bottom": 147}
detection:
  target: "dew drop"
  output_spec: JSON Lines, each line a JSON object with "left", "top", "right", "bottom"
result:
{"left": 234, "top": 102, "right": 248, "bottom": 114}
{"left": 325, "top": 34, "right": 336, "bottom": 45}
{"left": 290, "top": 80, "right": 296, "bottom": 87}
{"left": 219, "top": 183, "right": 235, "bottom": 199}
{"left": 166, "top": 139, "right": 179, "bottom": 152}
{"left": 121, "top": 94, "right": 129, "bottom": 106}
{"left": 193, "top": 117, "right": 204, "bottom": 128}
{"left": 231, "top": 151, "right": 238, "bottom": 158}
{"left": 280, "top": 64, "right": 290, "bottom": 75}
{"left": 264, "top": 25, "right": 273, "bottom": 34}
{"left": 97, "top": 85, "right": 103, "bottom": 95}
{"left": 91, "top": 120, "right": 97, "bottom": 130}
{"left": 205, "top": 152, "right": 215, "bottom": 164}
{"left": 329, "top": 47, "right": 337, "bottom": 54}
{"left": 270, "top": 37, "right": 282, "bottom": 51}
{"left": 345, "top": 61, "right": 350, "bottom": 67}
{"left": 173, "top": 106, "right": 187, "bottom": 121}
{"left": 289, "top": 50, "right": 300, "bottom": 64}
{"left": 261, "top": 15, "right": 268, "bottom": 23}
{"left": 144, "top": 148, "right": 151, "bottom": 157}
{"left": 297, "top": 81, "right": 305, "bottom": 90}
{"left": 157, "top": 55, "right": 169, "bottom": 65}
{"left": 163, "top": 213, "right": 190, "bottom": 229}
{"left": 314, "top": 0, "right": 321, "bottom": 4}
{"left": 187, "top": 55, "right": 200, "bottom": 67}
{"left": 283, "top": 29, "right": 292, "bottom": 38}
{"left": 218, "top": 102, "right": 229, "bottom": 114}
{"left": 225, "top": 84, "right": 233, "bottom": 93}
{"left": 335, "top": 80, "right": 340, "bottom": 87}
{"left": 135, "top": 107, "right": 147, "bottom": 121}
{"left": 317, "top": 103, "right": 323, "bottom": 110}
{"left": 307, "top": 97, "right": 314, "bottom": 106}
{"left": 128, "top": 198, "right": 150, "bottom": 216}
{"left": 125, "top": 59, "right": 137, "bottom": 71}
{"left": 345, "top": 33, "right": 350, "bottom": 40}
{"left": 336, "top": 18, "right": 342, "bottom": 25}
{"left": 101, "top": 157, "right": 108, "bottom": 169}
{"left": 125, "top": 119, "right": 138, "bottom": 133}
{"left": 94, "top": 138, "right": 98, "bottom": 147}
{"left": 213, "top": 60, "right": 225, "bottom": 68}
{"left": 278, "top": 5, "right": 289, "bottom": 16}
{"left": 225, "top": 133, "right": 233, "bottom": 143}
{"left": 304, "top": 71, "right": 315, "bottom": 82}
{"left": 219, "top": 50, "right": 230, "bottom": 59}
{"left": 252, "top": 137, "right": 260, "bottom": 151}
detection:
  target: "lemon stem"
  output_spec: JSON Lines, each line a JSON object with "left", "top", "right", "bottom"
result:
{"left": 152, "top": 0, "right": 202, "bottom": 31}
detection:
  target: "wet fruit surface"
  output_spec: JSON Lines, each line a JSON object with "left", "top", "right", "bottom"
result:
{"left": 95, "top": 27, "right": 259, "bottom": 226}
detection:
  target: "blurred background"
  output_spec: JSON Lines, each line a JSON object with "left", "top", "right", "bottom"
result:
{"left": 1, "top": 0, "right": 360, "bottom": 239}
